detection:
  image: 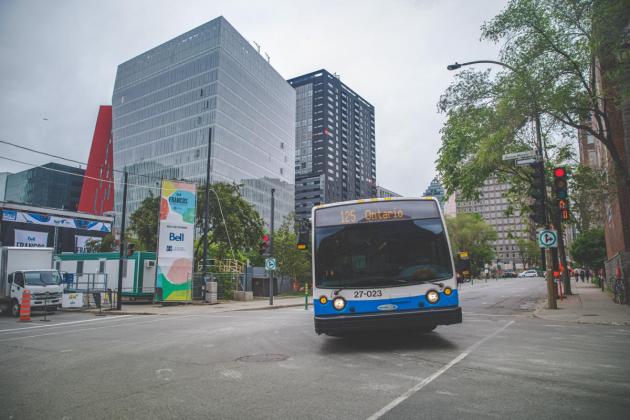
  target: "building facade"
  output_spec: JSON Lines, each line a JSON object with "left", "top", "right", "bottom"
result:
{"left": 456, "top": 176, "right": 532, "bottom": 269}
{"left": 0, "top": 172, "right": 8, "bottom": 202}
{"left": 288, "top": 69, "right": 376, "bottom": 220}
{"left": 423, "top": 176, "right": 445, "bottom": 210}
{"left": 376, "top": 185, "right": 401, "bottom": 198}
{"left": 78, "top": 105, "right": 114, "bottom": 215}
{"left": 112, "top": 17, "right": 295, "bottom": 228}
{"left": 4, "top": 163, "right": 84, "bottom": 211}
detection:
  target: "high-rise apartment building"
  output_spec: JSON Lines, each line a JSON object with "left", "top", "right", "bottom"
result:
{"left": 4, "top": 163, "right": 84, "bottom": 211}
{"left": 112, "top": 17, "right": 295, "bottom": 228}
{"left": 288, "top": 70, "right": 375, "bottom": 220}
{"left": 456, "top": 176, "right": 532, "bottom": 268}
{"left": 78, "top": 105, "right": 114, "bottom": 215}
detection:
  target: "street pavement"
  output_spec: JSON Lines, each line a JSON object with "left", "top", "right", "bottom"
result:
{"left": 1, "top": 277, "right": 629, "bottom": 419}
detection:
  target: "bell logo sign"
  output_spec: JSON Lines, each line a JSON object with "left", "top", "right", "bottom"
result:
{"left": 169, "top": 232, "right": 184, "bottom": 242}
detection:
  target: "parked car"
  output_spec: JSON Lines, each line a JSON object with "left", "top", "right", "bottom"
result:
{"left": 518, "top": 269, "right": 539, "bottom": 278}
{"left": 502, "top": 269, "right": 517, "bottom": 278}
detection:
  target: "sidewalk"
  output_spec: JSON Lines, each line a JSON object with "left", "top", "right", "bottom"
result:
{"left": 78, "top": 296, "right": 311, "bottom": 316}
{"left": 535, "top": 281, "right": 630, "bottom": 326}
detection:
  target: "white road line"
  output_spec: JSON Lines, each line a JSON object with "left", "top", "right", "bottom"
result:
{"left": 366, "top": 320, "right": 515, "bottom": 420}
{"left": 0, "top": 315, "right": 136, "bottom": 334}
{"left": 0, "top": 314, "right": 202, "bottom": 342}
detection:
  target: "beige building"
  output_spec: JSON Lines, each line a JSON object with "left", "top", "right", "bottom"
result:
{"left": 456, "top": 176, "right": 532, "bottom": 269}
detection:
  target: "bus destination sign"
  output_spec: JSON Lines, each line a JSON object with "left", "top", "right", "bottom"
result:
{"left": 316, "top": 200, "right": 440, "bottom": 227}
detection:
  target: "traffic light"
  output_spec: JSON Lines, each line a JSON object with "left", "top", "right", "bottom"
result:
{"left": 528, "top": 161, "right": 546, "bottom": 225}
{"left": 553, "top": 167, "right": 568, "bottom": 199}
{"left": 296, "top": 221, "right": 310, "bottom": 251}
{"left": 553, "top": 167, "right": 570, "bottom": 221}
{"left": 260, "top": 233, "right": 270, "bottom": 256}
{"left": 126, "top": 242, "right": 135, "bottom": 257}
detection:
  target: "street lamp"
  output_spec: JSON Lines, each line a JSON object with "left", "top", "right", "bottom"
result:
{"left": 446, "top": 59, "right": 547, "bottom": 225}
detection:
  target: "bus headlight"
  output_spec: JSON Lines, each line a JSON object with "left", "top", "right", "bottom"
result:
{"left": 426, "top": 290, "right": 440, "bottom": 304}
{"left": 444, "top": 287, "right": 452, "bottom": 296}
{"left": 319, "top": 296, "right": 328, "bottom": 305}
{"left": 332, "top": 297, "right": 346, "bottom": 311}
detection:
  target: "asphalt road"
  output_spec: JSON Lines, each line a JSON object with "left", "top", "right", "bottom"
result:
{"left": 1, "top": 277, "right": 629, "bottom": 419}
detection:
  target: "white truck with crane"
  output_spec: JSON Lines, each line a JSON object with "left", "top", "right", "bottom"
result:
{"left": 0, "top": 247, "right": 63, "bottom": 317}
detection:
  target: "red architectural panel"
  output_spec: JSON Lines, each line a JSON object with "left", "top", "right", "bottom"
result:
{"left": 78, "top": 105, "right": 114, "bottom": 215}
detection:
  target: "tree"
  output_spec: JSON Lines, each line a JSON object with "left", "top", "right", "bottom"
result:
{"left": 85, "top": 233, "right": 116, "bottom": 253}
{"left": 446, "top": 213, "right": 498, "bottom": 276}
{"left": 570, "top": 228, "right": 606, "bottom": 269}
{"left": 195, "top": 182, "right": 264, "bottom": 262}
{"left": 569, "top": 164, "right": 610, "bottom": 232}
{"left": 273, "top": 214, "right": 311, "bottom": 286}
{"left": 127, "top": 194, "right": 159, "bottom": 251}
{"left": 515, "top": 237, "right": 542, "bottom": 269}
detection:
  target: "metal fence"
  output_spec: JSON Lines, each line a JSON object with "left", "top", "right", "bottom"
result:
{"left": 191, "top": 272, "right": 241, "bottom": 300}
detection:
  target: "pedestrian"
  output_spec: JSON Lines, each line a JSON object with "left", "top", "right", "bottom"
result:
{"left": 579, "top": 269, "right": 585, "bottom": 282}
{"left": 573, "top": 269, "right": 579, "bottom": 283}
{"left": 586, "top": 269, "right": 592, "bottom": 283}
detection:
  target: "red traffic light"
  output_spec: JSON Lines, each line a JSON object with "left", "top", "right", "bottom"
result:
{"left": 262, "top": 234, "right": 269, "bottom": 242}
{"left": 554, "top": 167, "right": 566, "bottom": 178}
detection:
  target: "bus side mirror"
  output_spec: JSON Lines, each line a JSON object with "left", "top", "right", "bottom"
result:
{"left": 296, "top": 221, "right": 310, "bottom": 251}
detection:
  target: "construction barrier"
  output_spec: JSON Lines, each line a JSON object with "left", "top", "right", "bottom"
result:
{"left": 19, "top": 290, "right": 32, "bottom": 322}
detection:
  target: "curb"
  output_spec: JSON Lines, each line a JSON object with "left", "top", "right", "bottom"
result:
{"left": 65, "top": 302, "right": 312, "bottom": 316}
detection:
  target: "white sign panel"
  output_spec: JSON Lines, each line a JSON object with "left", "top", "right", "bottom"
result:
{"left": 14, "top": 229, "right": 48, "bottom": 248}
{"left": 75, "top": 235, "right": 101, "bottom": 253}
{"left": 156, "top": 180, "right": 197, "bottom": 302}
{"left": 502, "top": 150, "right": 536, "bottom": 161}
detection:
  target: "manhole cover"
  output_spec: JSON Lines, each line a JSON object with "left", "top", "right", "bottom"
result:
{"left": 236, "top": 354, "right": 289, "bottom": 363}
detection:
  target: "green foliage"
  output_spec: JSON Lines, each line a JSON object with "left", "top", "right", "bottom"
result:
{"left": 570, "top": 228, "right": 606, "bottom": 269}
{"left": 515, "top": 237, "right": 541, "bottom": 268}
{"left": 195, "top": 182, "right": 264, "bottom": 261}
{"left": 446, "top": 213, "right": 498, "bottom": 275}
{"left": 273, "top": 214, "right": 311, "bottom": 284}
{"left": 568, "top": 164, "right": 610, "bottom": 232}
{"left": 128, "top": 194, "right": 159, "bottom": 251}
{"left": 84, "top": 234, "right": 116, "bottom": 253}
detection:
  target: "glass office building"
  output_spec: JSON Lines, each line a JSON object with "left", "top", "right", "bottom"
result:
{"left": 4, "top": 163, "right": 84, "bottom": 211}
{"left": 112, "top": 17, "right": 295, "bottom": 228}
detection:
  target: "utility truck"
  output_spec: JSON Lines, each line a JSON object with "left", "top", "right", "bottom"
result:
{"left": 0, "top": 247, "right": 63, "bottom": 317}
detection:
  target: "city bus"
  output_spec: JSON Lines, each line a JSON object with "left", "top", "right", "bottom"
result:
{"left": 310, "top": 197, "right": 461, "bottom": 336}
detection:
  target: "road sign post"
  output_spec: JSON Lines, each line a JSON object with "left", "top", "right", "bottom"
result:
{"left": 538, "top": 229, "right": 558, "bottom": 248}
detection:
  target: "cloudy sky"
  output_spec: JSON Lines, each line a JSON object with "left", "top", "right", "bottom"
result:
{"left": 0, "top": 0, "right": 506, "bottom": 196}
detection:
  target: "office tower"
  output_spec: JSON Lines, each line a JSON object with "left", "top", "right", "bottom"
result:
{"left": 112, "top": 17, "right": 295, "bottom": 227}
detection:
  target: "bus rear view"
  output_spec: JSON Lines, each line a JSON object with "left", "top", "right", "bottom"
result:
{"left": 312, "top": 198, "right": 462, "bottom": 336}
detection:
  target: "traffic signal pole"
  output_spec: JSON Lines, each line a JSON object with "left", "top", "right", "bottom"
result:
{"left": 269, "top": 188, "right": 275, "bottom": 305}
{"left": 116, "top": 171, "right": 128, "bottom": 310}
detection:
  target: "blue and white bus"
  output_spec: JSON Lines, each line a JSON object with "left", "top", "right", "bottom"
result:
{"left": 311, "top": 197, "right": 461, "bottom": 336}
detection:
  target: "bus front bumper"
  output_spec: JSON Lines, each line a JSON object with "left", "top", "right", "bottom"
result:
{"left": 314, "top": 306, "right": 462, "bottom": 335}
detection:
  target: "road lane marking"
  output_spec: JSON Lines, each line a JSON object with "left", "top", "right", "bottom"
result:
{"left": 0, "top": 314, "right": 202, "bottom": 342}
{"left": 0, "top": 315, "right": 137, "bottom": 334}
{"left": 366, "top": 320, "right": 515, "bottom": 420}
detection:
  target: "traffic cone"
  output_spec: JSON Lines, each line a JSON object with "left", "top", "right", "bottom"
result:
{"left": 19, "top": 290, "right": 32, "bottom": 322}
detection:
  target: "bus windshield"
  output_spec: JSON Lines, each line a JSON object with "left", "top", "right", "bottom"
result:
{"left": 315, "top": 218, "right": 453, "bottom": 288}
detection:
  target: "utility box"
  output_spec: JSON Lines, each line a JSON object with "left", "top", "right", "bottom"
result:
{"left": 205, "top": 281, "right": 218, "bottom": 304}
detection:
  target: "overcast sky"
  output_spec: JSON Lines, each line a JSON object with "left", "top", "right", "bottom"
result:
{"left": 0, "top": 0, "right": 506, "bottom": 196}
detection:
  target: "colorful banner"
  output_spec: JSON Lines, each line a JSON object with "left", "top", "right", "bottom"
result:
{"left": 2, "top": 210, "right": 111, "bottom": 232}
{"left": 156, "top": 180, "right": 196, "bottom": 301}
{"left": 14, "top": 229, "right": 48, "bottom": 247}
{"left": 75, "top": 235, "right": 101, "bottom": 253}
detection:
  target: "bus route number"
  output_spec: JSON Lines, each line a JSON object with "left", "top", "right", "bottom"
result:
{"left": 354, "top": 290, "right": 383, "bottom": 298}
{"left": 341, "top": 209, "right": 357, "bottom": 224}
